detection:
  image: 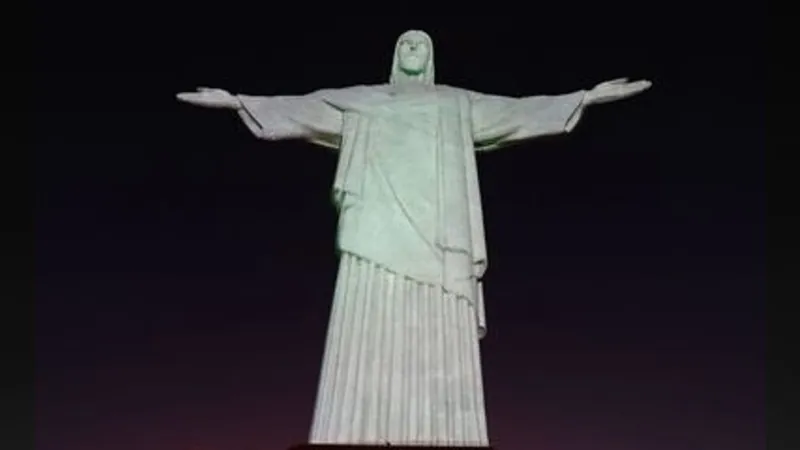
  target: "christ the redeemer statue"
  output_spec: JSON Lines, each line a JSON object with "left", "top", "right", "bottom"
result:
{"left": 177, "top": 30, "right": 651, "bottom": 448}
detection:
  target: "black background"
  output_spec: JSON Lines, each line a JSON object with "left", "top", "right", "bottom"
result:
{"left": 35, "top": 5, "right": 764, "bottom": 450}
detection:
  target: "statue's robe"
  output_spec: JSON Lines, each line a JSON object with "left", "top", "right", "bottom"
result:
{"left": 237, "top": 85, "right": 585, "bottom": 446}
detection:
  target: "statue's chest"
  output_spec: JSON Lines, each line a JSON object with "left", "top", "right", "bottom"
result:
{"left": 367, "top": 91, "right": 461, "bottom": 131}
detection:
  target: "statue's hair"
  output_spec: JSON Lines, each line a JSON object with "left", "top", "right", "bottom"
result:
{"left": 389, "top": 30, "right": 435, "bottom": 85}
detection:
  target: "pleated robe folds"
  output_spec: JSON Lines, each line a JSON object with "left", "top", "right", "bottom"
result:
{"left": 237, "top": 85, "right": 586, "bottom": 446}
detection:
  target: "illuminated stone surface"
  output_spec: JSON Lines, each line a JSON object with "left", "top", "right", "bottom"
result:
{"left": 177, "top": 29, "right": 650, "bottom": 448}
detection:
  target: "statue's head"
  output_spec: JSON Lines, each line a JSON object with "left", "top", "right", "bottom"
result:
{"left": 390, "top": 30, "right": 435, "bottom": 85}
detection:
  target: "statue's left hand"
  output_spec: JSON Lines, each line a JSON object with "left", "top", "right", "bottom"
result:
{"left": 584, "top": 78, "right": 652, "bottom": 105}
{"left": 176, "top": 87, "right": 241, "bottom": 109}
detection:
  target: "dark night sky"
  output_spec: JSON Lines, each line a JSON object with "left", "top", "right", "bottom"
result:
{"left": 35, "top": 5, "right": 764, "bottom": 450}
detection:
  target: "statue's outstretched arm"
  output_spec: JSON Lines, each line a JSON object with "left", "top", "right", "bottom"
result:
{"left": 469, "top": 90, "right": 587, "bottom": 151}
{"left": 469, "top": 77, "right": 651, "bottom": 152}
{"left": 177, "top": 87, "right": 344, "bottom": 148}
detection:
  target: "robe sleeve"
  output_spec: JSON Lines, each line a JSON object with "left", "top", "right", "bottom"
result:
{"left": 235, "top": 89, "right": 345, "bottom": 149}
{"left": 468, "top": 90, "right": 587, "bottom": 152}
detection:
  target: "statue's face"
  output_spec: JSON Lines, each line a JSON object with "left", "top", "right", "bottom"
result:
{"left": 397, "top": 35, "right": 430, "bottom": 76}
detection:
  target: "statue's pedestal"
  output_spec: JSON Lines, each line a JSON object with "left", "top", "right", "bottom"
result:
{"left": 289, "top": 445, "right": 492, "bottom": 449}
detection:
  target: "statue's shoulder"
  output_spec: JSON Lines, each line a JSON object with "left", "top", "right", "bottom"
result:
{"left": 436, "top": 85, "right": 481, "bottom": 102}
{"left": 332, "top": 84, "right": 389, "bottom": 94}
{"left": 435, "top": 84, "right": 459, "bottom": 91}
{"left": 311, "top": 85, "right": 392, "bottom": 111}
{"left": 309, "top": 85, "right": 371, "bottom": 97}
{"left": 314, "top": 84, "right": 390, "bottom": 99}
{"left": 436, "top": 84, "right": 468, "bottom": 95}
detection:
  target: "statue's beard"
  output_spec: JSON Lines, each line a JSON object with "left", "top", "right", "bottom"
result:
{"left": 399, "top": 63, "right": 427, "bottom": 78}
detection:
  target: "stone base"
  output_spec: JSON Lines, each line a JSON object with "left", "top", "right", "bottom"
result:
{"left": 288, "top": 445, "right": 492, "bottom": 450}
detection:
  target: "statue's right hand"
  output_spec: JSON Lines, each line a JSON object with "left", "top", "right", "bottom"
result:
{"left": 176, "top": 87, "right": 241, "bottom": 109}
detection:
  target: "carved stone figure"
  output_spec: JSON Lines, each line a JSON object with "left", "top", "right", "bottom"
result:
{"left": 177, "top": 29, "right": 651, "bottom": 448}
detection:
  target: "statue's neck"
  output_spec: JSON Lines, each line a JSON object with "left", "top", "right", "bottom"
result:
{"left": 390, "top": 76, "right": 433, "bottom": 95}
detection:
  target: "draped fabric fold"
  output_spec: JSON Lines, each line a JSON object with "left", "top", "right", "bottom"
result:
{"left": 234, "top": 80, "right": 587, "bottom": 445}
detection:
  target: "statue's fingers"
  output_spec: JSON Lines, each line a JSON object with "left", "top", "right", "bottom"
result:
{"left": 628, "top": 80, "right": 652, "bottom": 92}
{"left": 620, "top": 83, "right": 651, "bottom": 98}
{"left": 177, "top": 92, "right": 210, "bottom": 105}
{"left": 605, "top": 77, "right": 629, "bottom": 85}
